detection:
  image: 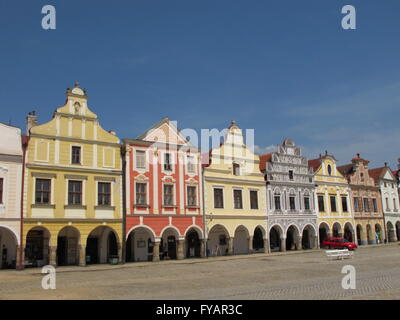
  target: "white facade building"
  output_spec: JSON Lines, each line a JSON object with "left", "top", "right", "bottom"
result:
{"left": 0, "top": 123, "right": 24, "bottom": 269}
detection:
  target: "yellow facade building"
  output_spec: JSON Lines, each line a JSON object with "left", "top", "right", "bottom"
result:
{"left": 203, "top": 121, "right": 267, "bottom": 256}
{"left": 23, "top": 83, "right": 123, "bottom": 267}
{"left": 309, "top": 153, "right": 356, "bottom": 244}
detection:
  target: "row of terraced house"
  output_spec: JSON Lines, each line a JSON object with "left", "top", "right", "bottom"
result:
{"left": 0, "top": 83, "right": 399, "bottom": 269}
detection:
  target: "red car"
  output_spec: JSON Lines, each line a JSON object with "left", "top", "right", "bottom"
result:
{"left": 321, "top": 237, "right": 358, "bottom": 250}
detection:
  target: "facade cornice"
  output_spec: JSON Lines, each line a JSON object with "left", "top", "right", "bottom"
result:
{"left": 27, "top": 163, "right": 122, "bottom": 176}
{"left": 30, "top": 133, "right": 120, "bottom": 147}
{"left": 204, "top": 176, "right": 265, "bottom": 185}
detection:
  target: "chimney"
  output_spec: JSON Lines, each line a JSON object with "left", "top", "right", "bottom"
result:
{"left": 384, "top": 162, "right": 388, "bottom": 168}
{"left": 26, "top": 111, "right": 38, "bottom": 135}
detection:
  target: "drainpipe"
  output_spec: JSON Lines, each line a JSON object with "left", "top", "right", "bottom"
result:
{"left": 201, "top": 167, "right": 207, "bottom": 258}
{"left": 121, "top": 144, "right": 127, "bottom": 263}
{"left": 18, "top": 136, "right": 28, "bottom": 270}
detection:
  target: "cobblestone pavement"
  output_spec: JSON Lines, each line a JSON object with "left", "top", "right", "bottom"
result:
{"left": 0, "top": 244, "right": 399, "bottom": 300}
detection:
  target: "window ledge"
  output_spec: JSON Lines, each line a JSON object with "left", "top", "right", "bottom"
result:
{"left": 31, "top": 204, "right": 55, "bottom": 209}
{"left": 95, "top": 205, "right": 115, "bottom": 210}
{"left": 134, "top": 204, "right": 150, "bottom": 208}
{"left": 64, "top": 205, "right": 87, "bottom": 209}
{"left": 186, "top": 205, "right": 200, "bottom": 209}
{"left": 162, "top": 205, "right": 177, "bottom": 208}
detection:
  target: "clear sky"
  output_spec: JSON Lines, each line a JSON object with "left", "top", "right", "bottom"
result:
{"left": 1, "top": 0, "right": 399, "bottom": 169}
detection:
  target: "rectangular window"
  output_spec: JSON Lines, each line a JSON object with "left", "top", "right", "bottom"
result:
{"left": 214, "top": 188, "right": 224, "bottom": 209}
{"left": 318, "top": 195, "right": 325, "bottom": 212}
{"left": 385, "top": 198, "right": 389, "bottom": 210}
{"left": 372, "top": 198, "right": 378, "bottom": 212}
{"left": 289, "top": 170, "right": 294, "bottom": 180}
{"left": 136, "top": 150, "right": 146, "bottom": 169}
{"left": 187, "top": 186, "right": 197, "bottom": 206}
{"left": 71, "top": 146, "right": 81, "bottom": 164}
{"left": 135, "top": 183, "right": 147, "bottom": 205}
{"left": 163, "top": 184, "right": 173, "bottom": 206}
{"left": 304, "top": 196, "right": 310, "bottom": 210}
{"left": 164, "top": 153, "right": 172, "bottom": 171}
{"left": 394, "top": 198, "right": 398, "bottom": 211}
{"left": 330, "top": 196, "right": 337, "bottom": 212}
{"left": 233, "top": 163, "right": 240, "bottom": 176}
{"left": 187, "top": 155, "right": 195, "bottom": 174}
{"left": 341, "top": 197, "right": 348, "bottom": 212}
{"left": 98, "top": 182, "right": 111, "bottom": 206}
{"left": 35, "top": 179, "right": 51, "bottom": 204}
{"left": 274, "top": 194, "right": 281, "bottom": 210}
{"left": 234, "top": 190, "right": 243, "bottom": 209}
{"left": 363, "top": 198, "right": 370, "bottom": 212}
{"left": 68, "top": 180, "right": 82, "bottom": 205}
{"left": 250, "top": 190, "right": 258, "bottom": 209}
{"left": 289, "top": 196, "right": 296, "bottom": 210}
{"left": 354, "top": 197, "right": 360, "bottom": 212}
{"left": 0, "top": 178, "right": 3, "bottom": 204}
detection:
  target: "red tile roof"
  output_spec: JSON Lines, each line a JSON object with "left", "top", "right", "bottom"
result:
{"left": 337, "top": 164, "right": 354, "bottom": 176}
{"left": 259, "top": 153, "right": 272, "bottom": 171}
{"left": 368, "top": 167, "right": 385, "bottom": 183}
{"left": 308, "top": 158, "right": 321, "bottom": 172}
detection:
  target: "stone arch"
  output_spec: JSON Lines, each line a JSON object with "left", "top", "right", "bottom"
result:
{"left": 233, "top": 225, "right": 250, "bottom": 255}
{"left": 56, "top": 226, "right": 80, "bottom": 266}
{"left": 86, "top": 226, "right": 120, "bottom": 265}
{"left": 160, "top": 227, "right": 180, "bottom": 260}
{"left": 0, "top": 225, "right": 19, "bottom": 269}
{"left": 386, "top": 222, "right": 396, "bottom": 242}
{"left": 301, "top": 224, "right": 317, "bottom": 250}
{"left": 185, "top": 226, "right": 203, "bottom": 258}
{"left": 269, "top": 224, "right": 283, "bottom": 252}
{"left": 252, "top": 225, "right": 266, "bottom": 253}
{"left": 207, "top": 224, "right": 230, "bottom": 256}
{"left": 126, "top": 226, "right": 157, "bottom": 262}
{"left": 343, "top": 222, "right": 355, "bottom": 243}
{"left": 286, "top": 225, "right": 300, "bottom": 251}
{"left": 375, "top": 223, "right": 383, "bottom": 244}
{"left": 25, "top": 226, "right": 51, "bottom": 267}
{"left": 318, "top": 222, "right": 330, "bottom": 245}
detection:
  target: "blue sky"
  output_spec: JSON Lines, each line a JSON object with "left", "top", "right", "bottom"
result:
{"left": 1, "top": 0, "right": 399, "bottom": 169}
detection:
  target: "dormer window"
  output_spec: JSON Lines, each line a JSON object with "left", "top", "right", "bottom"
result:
{"left": 233, "top": 163, "right": 240, "bottom": 176}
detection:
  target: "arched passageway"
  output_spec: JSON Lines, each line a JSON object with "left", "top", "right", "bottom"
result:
{"left": 396, "top": 222, "right": 400, "bottom": 242}
{"left": 319, "top": 223, "right": 329, "bottom": 246}
{"left": 344, "top": 223, "right": 354, "bottom": 243}
{"left": 160, "top": 228, "right": 179, "bottom": 260}
{"left": 233, "top": 226, "right": 249, "bottom": 255}
{"left": 366, "top": 224, "right": 373, "bottom": 244}
{"left": 356, "top": 224, "right": 363, "bottom": 245}
{"left": 0, "top": 227, "right": 18, "bottom": 269}
{"left": 185, "top": 228, "right": 202, "bottom": 258}
{"left": 269, "top": 226, "right": 282, "bottom": 252}
{"left": 252, "top": 227, "right": 264, "bottom": 253}
{"left": 286, "top": 225, "right": 299, "bottom": 251}
{"left": 387, "top": 222, "right": 396, "bottom": 242}
{"left": 57, "top": 227, "right": 79, "bottom": 266}
{"left": 126, "top": 227, "right": 155, "bottom": 262}
{"left": 25, "top": 227, "right": 50, "bottom": 267}
{"left": 86, "top": 226, "right": 119, "bottom": 264}
{"left": 302, "top": 225, "right": 316, "bottom": 250}
{"left": 375, "top": 224, "right": 383, "bottom": 244}
{"left": 207, "top": 225, "right": 230, "bottom": 256}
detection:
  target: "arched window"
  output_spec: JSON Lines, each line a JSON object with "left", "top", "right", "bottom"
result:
{"left": 327, "top": 165, "right": 332, "bottom": 176}
{"left": 289, "top": 190, "right": 296, "bottom": 210}
{"left": 233, "top": 163, "right": 240, "bottom": 176}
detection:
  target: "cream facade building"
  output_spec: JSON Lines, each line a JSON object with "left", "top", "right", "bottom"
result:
{"left": 0, "top": 123, "right": 24, "bottom": 269}
{"left": 203, "top": 121, "right": 268, "bottom": 256}
{"left": 309, "top": 153, "right": 356, "bottom": 244}
{"left": 23, "top": 83, "right": 123, "bottom": 267}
